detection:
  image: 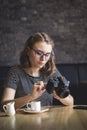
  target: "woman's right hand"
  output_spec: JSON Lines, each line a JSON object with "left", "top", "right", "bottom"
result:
{"left": 31, "top": 81, "right": 46, "bottom": 99}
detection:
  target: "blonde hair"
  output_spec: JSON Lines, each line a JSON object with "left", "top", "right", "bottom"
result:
{"left": 20, "top": 32, "right": 56, "bottom": 76}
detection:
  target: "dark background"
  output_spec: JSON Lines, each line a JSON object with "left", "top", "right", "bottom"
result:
{"left": 0, "top": 0, "right": 87, "bottom": 66}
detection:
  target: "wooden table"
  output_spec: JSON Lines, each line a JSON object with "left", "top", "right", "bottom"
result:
{"left": 0, "top": 105, "right": 87, "bottom": 130}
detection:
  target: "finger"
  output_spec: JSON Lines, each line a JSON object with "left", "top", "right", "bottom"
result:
{"left": 37, "top": 81, "right": 43, "bottom": 85}
{"left": 42, "top": 89, "right": 46, "bottom": 93}
{"left": 40, "top": 89, "right": 46, "bottom": 96}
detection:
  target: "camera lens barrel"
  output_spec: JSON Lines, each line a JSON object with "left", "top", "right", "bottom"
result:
{"left": 46, "top": 76, "right": 70, "bottom": 98}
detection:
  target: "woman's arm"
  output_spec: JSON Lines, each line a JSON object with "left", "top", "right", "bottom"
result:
{"left": 1, "top": 81, "right": 46, "bottom": 110}
{"left": 53, "top": 90, "right": 74, "bottom": 106}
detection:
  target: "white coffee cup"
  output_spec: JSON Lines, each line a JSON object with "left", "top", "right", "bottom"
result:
{"left": 3, "top": 101, "right": 16, "bottom": 116}
{"left": 26, "top": 101, "right": 41, "bottom": 112}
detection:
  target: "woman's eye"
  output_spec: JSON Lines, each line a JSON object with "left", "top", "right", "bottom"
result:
{"left": 36, "top": 51, "right": 43, "bottom": 56}
{"left": 45, "top": 53, "right": 50, "bottom": 57}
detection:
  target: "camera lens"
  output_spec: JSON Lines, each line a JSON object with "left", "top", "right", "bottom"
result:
{"left": 55, "top": 87, "right": 70, "bottom": 98}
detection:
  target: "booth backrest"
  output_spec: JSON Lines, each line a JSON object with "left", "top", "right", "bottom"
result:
{"left": 77, "top": 64, "right": 87, "bottom": 104}
{"left": 56, "top": 64, "right": 79, "bottom": 87}
{"left": 56, "top": 64, "right": 79, "bottom": 104}
{"left": 78, "top": 64, "right": 87, "bottom": 82}
{"left": 0, "top": 66, "right": 10, "bottom": 101}
{"left": 0, "top": 64, "right": 87, "bottom": 104}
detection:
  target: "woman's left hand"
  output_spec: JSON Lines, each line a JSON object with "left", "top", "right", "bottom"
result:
{"left": 53, "top": 90, "right": 60, "bottom": 100}
{"left": 53, "top": 90, "right": 74, "bottom": 106}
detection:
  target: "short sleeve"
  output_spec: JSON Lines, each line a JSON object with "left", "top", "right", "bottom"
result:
{"left": 52, "top": 69, "right": 63, "bottom": 78}
{"left": 3, "top": 67, "right": 19, "bottom": 90}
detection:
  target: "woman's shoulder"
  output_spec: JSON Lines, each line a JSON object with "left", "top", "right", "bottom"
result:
{"left": 9, "top": 65, "right": 20, "bottom": 71}
{"left": 8, "top": 65, "right": 23, "bottom": 75}
{"left": 51, "top": 68, "right": 62, "bottom": 78}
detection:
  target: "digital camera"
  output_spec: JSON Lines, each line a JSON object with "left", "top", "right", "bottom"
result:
{"left": 46, "top": 76, "right": 70, "bottom": 98}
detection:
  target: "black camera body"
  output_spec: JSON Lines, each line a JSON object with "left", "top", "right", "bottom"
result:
{"left": 46, "top": 76, "right": 70, "bottom": 98}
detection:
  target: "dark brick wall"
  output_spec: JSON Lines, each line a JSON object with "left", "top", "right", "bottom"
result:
{"left": 0, "top": 0, "right": 87, "bottom": 66}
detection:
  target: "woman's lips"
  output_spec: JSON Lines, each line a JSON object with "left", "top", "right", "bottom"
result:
{"left": 39, "top": 62, "right": 45, "bottom": 66}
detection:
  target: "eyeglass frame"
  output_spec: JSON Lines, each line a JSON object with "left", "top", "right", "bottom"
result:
{"left": 30, "top": 47, "right": 52, "bottom": 59}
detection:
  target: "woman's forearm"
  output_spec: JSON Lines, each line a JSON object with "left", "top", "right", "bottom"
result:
{"left": 1, "top": 94, "right": 34, "bottom": 110}
{"left": 14, "top": 94, "right": 34, "bottom": 109}
{"left": 58, "top": 94, "right": 74, "bottom": 106}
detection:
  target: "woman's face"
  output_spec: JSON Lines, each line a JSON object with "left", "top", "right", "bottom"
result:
{"left": 28, "top": 41, "right": 52, "bottom": 69}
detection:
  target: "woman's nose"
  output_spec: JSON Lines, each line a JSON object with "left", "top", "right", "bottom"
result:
{"left": 40, "top": 55, "right": 46, "bottom": 60}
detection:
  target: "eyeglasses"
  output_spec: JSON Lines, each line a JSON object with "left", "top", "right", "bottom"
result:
{"left": 31, "top": 47, "right": 52, "bottom": 59}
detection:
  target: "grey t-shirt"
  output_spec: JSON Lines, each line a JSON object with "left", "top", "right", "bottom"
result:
{"left": 3, "top": 66, "right": 62, "bottom": 106}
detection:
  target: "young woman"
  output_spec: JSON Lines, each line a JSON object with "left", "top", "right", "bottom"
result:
{"left": 1, "top": 32, "right": 74, "bottom": 110}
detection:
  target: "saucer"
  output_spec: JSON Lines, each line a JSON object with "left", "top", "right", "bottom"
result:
{"left": 23, "top": 107, "right": 49, "bottom": 113}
